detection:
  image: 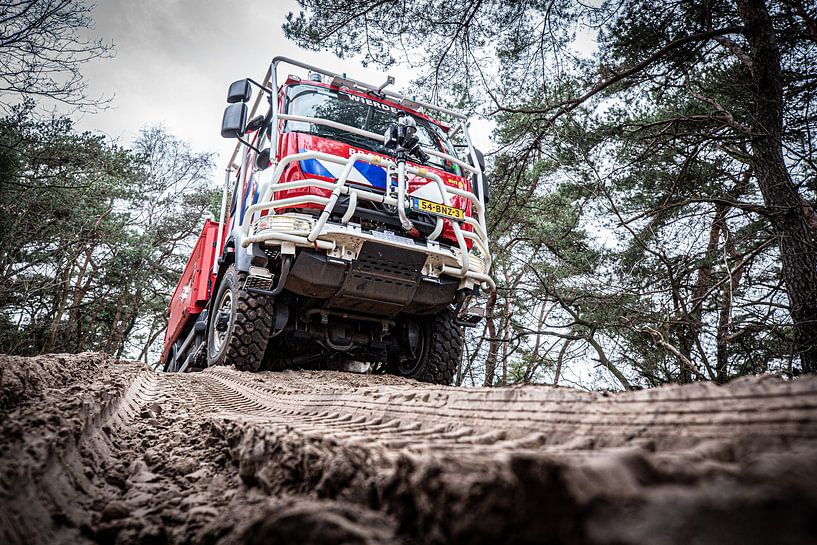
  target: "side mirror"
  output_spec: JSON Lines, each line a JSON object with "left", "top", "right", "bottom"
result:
{"left": 471, "top": 148, "right": 486, "bottom": 171}
{"left": 255, "top": 148, "right": 271, "bottom": 170}
{"left": 468, "top": 149, "right": 489, "bottom": 203}
{"left": 480, "top": 175, "right": 491, "bottom": 204}
{"left": 221, "top": 103, "right": 247, "bottom": 138}
{"left": 227, "top": 79, "right": 252, "bottom": 103}
{"left": 245, "top": 114, "right": 266, "bottom": 133}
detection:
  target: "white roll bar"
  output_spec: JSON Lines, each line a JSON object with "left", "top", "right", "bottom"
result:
{"left": 217, "top": 57, "right": 493, "bottom": 290}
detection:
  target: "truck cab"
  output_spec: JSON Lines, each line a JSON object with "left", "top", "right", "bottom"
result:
{"left": 162, "top": 57, "right": 492, "bottom": 384}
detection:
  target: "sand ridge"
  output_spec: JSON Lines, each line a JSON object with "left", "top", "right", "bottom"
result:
{"left": 1, "top": 352, "right": 816, "bottom": 544}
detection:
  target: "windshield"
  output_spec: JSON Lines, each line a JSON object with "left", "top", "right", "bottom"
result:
{"left": 284, "top": 84, "right": 462, "bottom": 175}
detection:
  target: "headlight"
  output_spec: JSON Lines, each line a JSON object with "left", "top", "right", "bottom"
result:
{"left": 254, "top": 214, "right": 314, "bottom": 235}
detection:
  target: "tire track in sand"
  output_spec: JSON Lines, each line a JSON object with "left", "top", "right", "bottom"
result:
{"left": 158, "top": 365, "right": 817, "bottom": 544}
{"left": 3, "top": 354, "right": 817, "bottom": 545}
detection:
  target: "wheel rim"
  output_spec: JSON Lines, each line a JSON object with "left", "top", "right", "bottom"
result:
{"left": 212, "top": 289, "right": 233, "bottom": 354}
{"left": 398, "top": 321, "right": 425, "bottom": 375}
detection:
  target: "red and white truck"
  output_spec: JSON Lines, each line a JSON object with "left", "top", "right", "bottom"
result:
{"left": 161, "top": 57, "right": 493, "bottom": 384}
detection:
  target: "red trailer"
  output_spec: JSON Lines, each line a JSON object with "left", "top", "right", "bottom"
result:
{"left": 161, "top": 220, "right": 221, "bottom": 370}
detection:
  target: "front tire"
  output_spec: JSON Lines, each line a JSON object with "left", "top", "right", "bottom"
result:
{"left": 392, "top": 307, "right": 463, "bottom": 385}
{"left": 207, "top": 265, "right": 273, "bottom": 371}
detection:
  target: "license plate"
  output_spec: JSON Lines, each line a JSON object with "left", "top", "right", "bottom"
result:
{"left": 410, "top": 197, "right": 464, "bottom": 220}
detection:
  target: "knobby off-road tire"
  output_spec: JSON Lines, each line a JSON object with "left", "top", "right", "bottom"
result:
{"left": 396, "top": 306, "right": 463, "bottom": 385}
{"left": 207, "top": 265, "right": 273, "bottom": 371}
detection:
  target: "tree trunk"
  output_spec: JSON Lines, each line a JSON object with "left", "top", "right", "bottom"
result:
{"left": 105, "top": 298, "right": 124, "bottom": 353}
{"left": 139, "top": 324, "right": 164, "bottom": 362}
{"left": 116, "top": 311, "right": 139, "bottom": 359}
{"left": 500, "top": 270, "right": 512, "bottom": 386}
{"left": 67, "top": 248, "right": 94, "bottom": 349}
{"left": 679, "top": 203, "right": 726, "bottom": 381}
{"left": 526, "top": 303, "right": 549, "bottom": 382}
{"left": 716, "top": 218, "right": 746, "bottom": 382}
{"left": 553, "top": 339, "right": 570, "bottom": 387}
{"left": 586, "top": 331, "right": 633, "bottom": 390}
{"left": 461, "top": 322, "right": 487, "bottom": 386}
{"left": 42, "top": 262, "right": 72, "bottom": 354}
{"left": 483, "top": 290, "right": 499, "bottom": 387}
{"left": 737, "top": 0, "right": 817, "bottom": 373}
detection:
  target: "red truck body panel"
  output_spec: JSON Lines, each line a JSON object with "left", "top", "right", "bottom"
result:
{"left": 161, "top": 220, "right": 221, "bottom": 363}
{"left": 273, "top": 132, "right": 473, "bottom": 246}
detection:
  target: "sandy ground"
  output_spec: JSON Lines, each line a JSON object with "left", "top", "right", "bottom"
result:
{"left": 1, "top": 352, "right": 816, "bottom": 544}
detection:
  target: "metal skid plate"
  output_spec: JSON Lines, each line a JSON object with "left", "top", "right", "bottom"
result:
{"left": 330, "top": 241, "right": 427, "bottom": 316}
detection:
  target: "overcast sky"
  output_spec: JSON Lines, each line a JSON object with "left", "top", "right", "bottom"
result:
{"left": 73, "top": 0, "right": 494, "bottom": 169}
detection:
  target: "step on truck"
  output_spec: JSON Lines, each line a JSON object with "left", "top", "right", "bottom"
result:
{"left": 161, "top": 57, "right": 493, "bottom": 384}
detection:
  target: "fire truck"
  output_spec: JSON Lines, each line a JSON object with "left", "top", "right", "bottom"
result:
{"left": 161, "top": 57, "right": 493, "bottom": 384}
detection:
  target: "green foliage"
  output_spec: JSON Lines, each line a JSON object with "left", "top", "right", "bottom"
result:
{"left": 482, "top": 0, "right": 814, "bottom": 385}
{"left": 0, "top": 106, "right": 216, "bottom": 359}
{"left": 286, "top": 0, "right": 817, "bottom": 387}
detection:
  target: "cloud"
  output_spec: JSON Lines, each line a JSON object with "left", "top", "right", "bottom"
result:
{"left": 74, "top": 0, "right": 493, "bottom": 170}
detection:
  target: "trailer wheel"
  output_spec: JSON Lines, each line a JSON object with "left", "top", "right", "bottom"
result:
{"left": 392, "top": 307, "right": 463, "bottom": 385}
{"left": 206, "top": 265, "right": 273, "bottom": 371}
{"left": 162, "top": 340, "right": 181, "bottom": 373}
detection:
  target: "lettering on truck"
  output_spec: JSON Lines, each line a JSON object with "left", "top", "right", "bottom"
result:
{"left": 342, "top": 92, "right": 400, "bottom": 114}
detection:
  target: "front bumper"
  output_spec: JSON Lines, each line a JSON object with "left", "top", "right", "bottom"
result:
{"left": 238, "top": 150, "right": 494, "bottom": 291}
{"left": 244, "top": 213, "right": 494, "bottom": 291}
